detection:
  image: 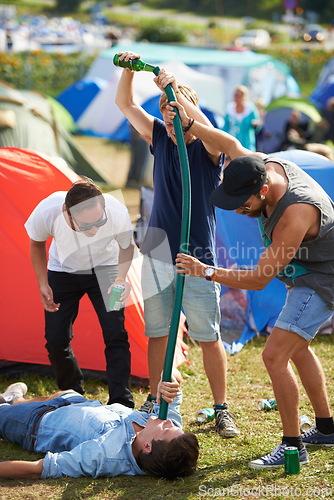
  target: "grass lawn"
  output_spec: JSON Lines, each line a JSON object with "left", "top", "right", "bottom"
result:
{"left": 0, "top": 333, "right": 333, "bottom": 499}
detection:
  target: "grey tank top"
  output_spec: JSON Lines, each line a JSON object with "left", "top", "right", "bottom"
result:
{"left": 260, "top": 157, "right": 334, "bottom": 309}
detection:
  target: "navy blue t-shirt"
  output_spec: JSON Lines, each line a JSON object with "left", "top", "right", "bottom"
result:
{"left": 140, "top": 118, "right": 223, "bottom": 266}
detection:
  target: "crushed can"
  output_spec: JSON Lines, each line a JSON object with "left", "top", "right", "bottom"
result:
{"left": 257, "top": 398, "right": 277, "bottom": 411}
{"left": 196, "top": 408, "right": 215, "bottom": 423}
{"left": 299, "top": 414, "right": 312, "bottom": 433}
{"left": 109, "top": 284, "right": 125, "bottom": 311}
{"left": 284, "top": 446, "right": 300, "bottom": 474}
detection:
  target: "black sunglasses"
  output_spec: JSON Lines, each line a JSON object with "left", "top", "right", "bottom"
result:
{"left": 70, "top": 208, "right": 108, "bottom": 232}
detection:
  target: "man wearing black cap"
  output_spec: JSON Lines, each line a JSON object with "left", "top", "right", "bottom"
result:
{"left": 167, "top": 100, "right": 334, "bottom": 470}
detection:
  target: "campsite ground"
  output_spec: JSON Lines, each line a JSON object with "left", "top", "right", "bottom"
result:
{"left": 0, "top": 335, "right": 333, "bottom": 499}
{"left": 1, "top": 135, "right": 333, "bottom": 499}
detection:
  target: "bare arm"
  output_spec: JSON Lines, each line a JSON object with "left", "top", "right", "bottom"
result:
{"left": 117, "top": 238, "right": 135, "bottom": 280}
{"left": 154, "top": 69, "right": 221, "bottom": 159}
{"left": 108, "top": 238, "right": 136, "bottom": 302}
{"left": 30, "top": 239, "right": 60, "bottom": 312}
{"left": 167, "top": 101, "right": 265, "bottom": 160}
{"left": 115, "top": 51, "right": 154, "bottom": 143}
{"left": 0, "top": 459, "right": 44, "bottom": 479}
{"left": 176, "top": 204, "right": 316, "bottom": 290}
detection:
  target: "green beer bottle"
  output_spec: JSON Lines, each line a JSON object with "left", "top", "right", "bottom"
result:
{"left": 113, "top": 54, "right": 156, "bottom": 73}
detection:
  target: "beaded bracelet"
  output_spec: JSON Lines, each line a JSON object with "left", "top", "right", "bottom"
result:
{"left": 183, "top": 118, "right": 195, "bottom": 133}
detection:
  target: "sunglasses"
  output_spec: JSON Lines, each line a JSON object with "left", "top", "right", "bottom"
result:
{"left": 239, "top": 205, "right": 252, "bottom": 213}
{"left": 70, "top": 208, "right": 108, "bottom": 232}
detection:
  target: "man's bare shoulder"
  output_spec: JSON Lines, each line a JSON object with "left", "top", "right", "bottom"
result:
{"left": 274, "top": 202, "right": 321, "bottom": 241}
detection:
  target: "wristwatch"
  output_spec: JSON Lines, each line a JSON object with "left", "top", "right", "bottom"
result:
{"left": 205, "top": 266, "right": 217, "bottom": 281}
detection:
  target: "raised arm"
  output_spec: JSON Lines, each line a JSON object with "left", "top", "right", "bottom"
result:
{"left": 167, "top": 101, "right": 265, "bottom": 160}
{"left": 115, "top": 51, "right": 154, "bottom": 143}
{"left": 0, "top": 459, "right": 44, "bottom": 479}
{"left": 154, "top": 69, "right": 221, "bottom": 158}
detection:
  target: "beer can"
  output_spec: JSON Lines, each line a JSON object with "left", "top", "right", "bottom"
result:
{"left": 257, "top": 398, "right": 277, "bottom": 411}
{"left": 196, "top": 408, "right": 215, "bottom": 423}
{"left": 284, "top": 446, "right": 300, "bottom": 474}
{"left": 109, "top": 284, "right": 125, "bottom": 311}
{"left": 299, "top": 414, "right": 312, "bottom": 433}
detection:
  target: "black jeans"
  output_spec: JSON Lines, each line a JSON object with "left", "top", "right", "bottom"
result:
{"left": 45, "top": 267, "right": 134, "bottom": 408}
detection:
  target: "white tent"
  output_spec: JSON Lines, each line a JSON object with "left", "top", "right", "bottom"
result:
{"left": 77, "top": 60, "right": 225, "bottom": 137}
{"left": 60, "top": 41, "right": 299, "bottom": 140}
{"left": 86, "top": 41, "right": 299, "bottom": 106}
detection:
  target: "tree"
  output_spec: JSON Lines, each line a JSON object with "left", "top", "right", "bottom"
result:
{"left": 56, "top": 0, "right": 82, "bottom": 13}
{"left": 300, "top": 0, "right": 334, "bottom": 21}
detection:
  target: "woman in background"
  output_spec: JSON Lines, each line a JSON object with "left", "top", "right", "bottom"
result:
{"left": 223, "top": 85, "right": 259, "bottom": 151}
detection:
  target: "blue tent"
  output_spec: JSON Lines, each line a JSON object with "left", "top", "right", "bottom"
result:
{"left": 217, "top": 150, "right": 334, "bottom": 354}
{"left": 57, "top": 78, "right": 107, "bottom": 121}
{"left": 310, "top": 76, "right": 334, "bottom": 110}
{"left": 310, "top": 57, "right": 334, "bottom": 110}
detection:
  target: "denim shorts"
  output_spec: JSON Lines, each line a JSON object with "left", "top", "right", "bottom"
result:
{"left": 141, "top": 256, "right": 221, "bottom": 342}
{"left": 275, "top": 286, "right": 334, "bottom": 342}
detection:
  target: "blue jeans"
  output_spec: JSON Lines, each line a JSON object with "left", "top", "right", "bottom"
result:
{"left": 0, "top": 392, "right": 86, "bottom": 452}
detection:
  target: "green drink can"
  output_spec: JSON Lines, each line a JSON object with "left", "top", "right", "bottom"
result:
{"left": 196, "top": 408, "right": 215, "bottom": 423}
{"left": 257, "top": 398, "right": 277, "bottom": 411}
{"left": 284, "top": 446, "right": 300, "bottom": 474}
{"left": 109, "top": 284, "right": 124, "bottom": 311}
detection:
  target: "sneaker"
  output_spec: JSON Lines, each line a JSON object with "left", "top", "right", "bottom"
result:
{"left": 249, "top": 443, "right": 309, "bottom": 470}
{"left": 0, "top": 382, "right": 27, "bottom": 405}
{"left": 302, "top": 426, "right": 334, "bottom": 447}
{"left": 215, "top": 404, "right": 240, "bottom": 438}
{"left": 139, "top": 394, "right": 156, "bottom": 414}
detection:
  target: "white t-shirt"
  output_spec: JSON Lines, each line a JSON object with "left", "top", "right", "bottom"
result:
{"left": 24, "top": 192, "right": 133, "bottom": 272}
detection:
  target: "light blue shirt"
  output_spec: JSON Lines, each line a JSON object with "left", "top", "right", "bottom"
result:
{"left": 38, "top": 394, "right": 182, "bottom": 479}
{"left": 223, "top": 101, "right": 259, "bottom": 151}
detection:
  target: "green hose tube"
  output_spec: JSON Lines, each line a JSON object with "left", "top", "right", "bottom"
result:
{"left": 152, "top": 67, "right": 192, "bottom": 420}
{"left": 113, "top": 55, "right": 191, "bottom": 419}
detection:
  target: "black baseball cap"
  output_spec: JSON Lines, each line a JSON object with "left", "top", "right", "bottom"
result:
{"left": 210, "top": 156, "right": 267, "bottom": 210}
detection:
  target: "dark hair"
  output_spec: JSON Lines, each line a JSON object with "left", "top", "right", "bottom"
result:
{"left": 137, "top": 432, "right": 199, "bottom": 480}
{"left": 65, "top": 177, "right": 105, "bottom": 215}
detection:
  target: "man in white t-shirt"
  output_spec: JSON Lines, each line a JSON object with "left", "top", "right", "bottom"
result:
{"left": 24, "top": 178, "right": 136, "bottom": 407}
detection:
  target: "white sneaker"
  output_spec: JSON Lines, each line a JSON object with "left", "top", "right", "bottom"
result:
{"left": 215, "top": 405, "right": 240, "bottom": 438}
{"left": 0, "top": 382, "right": 28, "bottom": 404}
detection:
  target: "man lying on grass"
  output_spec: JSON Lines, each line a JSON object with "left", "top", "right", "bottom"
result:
{"left": 0, "top": 370, "right": 198, "bottom": 480}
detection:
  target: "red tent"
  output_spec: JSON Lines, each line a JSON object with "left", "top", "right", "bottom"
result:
{"left": 0, "top": 148, "right": 153, "bottom": 379}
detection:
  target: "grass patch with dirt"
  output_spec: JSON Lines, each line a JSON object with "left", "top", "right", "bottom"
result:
{"left": 0, "top": 334, "right": 333, "bottom": 499}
